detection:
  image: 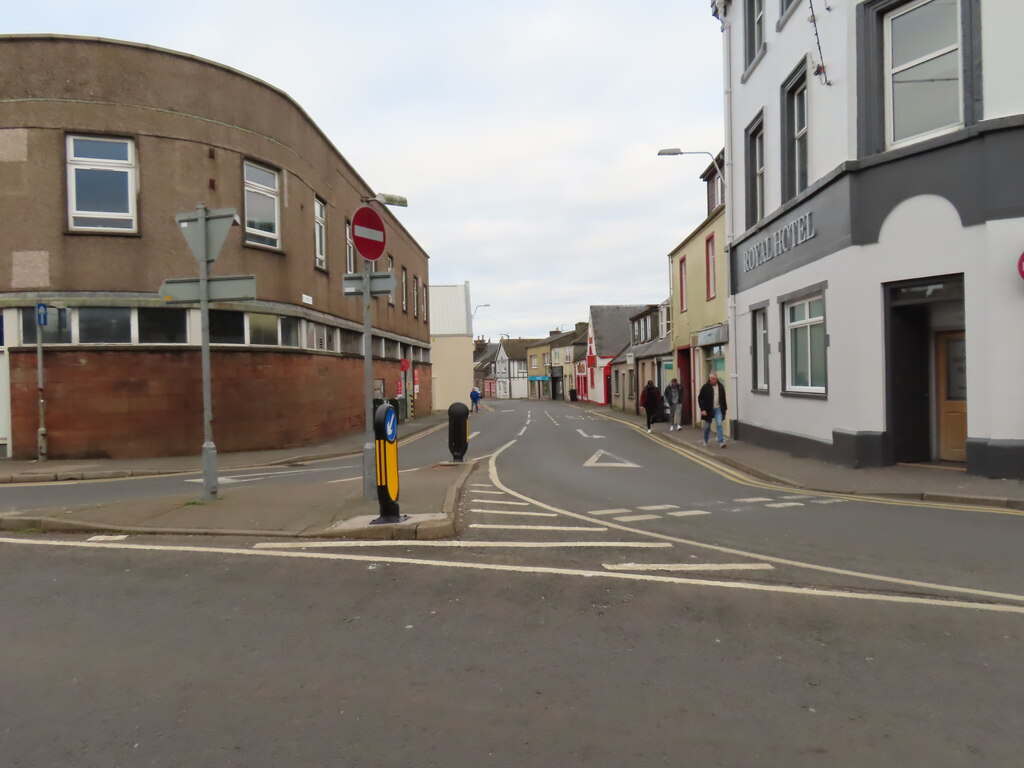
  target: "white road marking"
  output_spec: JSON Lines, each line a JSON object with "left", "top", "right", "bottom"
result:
{"left": 500, "top": 409, "right": 515, "bottom": 412}
{"left": 587, "top": 508, "right": 632, "bottom": 516}
{"left": 471, "top": 490, "right": 506, "bottom": 495}
{"left": 603, "top": 563, "right": 775, "bottom": 573}
{"left": 468, "top": 431, "right": 480, "bottom": 440}
{"left": 614, "top": 514, "right": 661, "bottom": 522}
{"left": 2, "top": 536, "right": 1021, "bottom": 615}
{"left": 486, "top": 442, "right": 1024, "bottom": 607}
{"left": 517, "top": 426, "right": 527, "bottom": 436}
{"left": 253, "top": 540, "right": 674, "bottom": 550}
{"left": 469, "top": 524, "right": 608, "bottom": 532}
{"left": 185, "top": 466, "right": 340, "bottom": 484}
{"left": 327, "top": 468, "right": 420, "bottom": 484}
{"left": 638, "top": 504, "right": 678, "bottom": 511}
{"left": 583, "top": 450, "right": 639, "bottom": 468}
{"left": 86, "top": 534, "right": 128, "bottom": 542}
{"left": 766, "top": 502, "right": 805, "bottom": 508}
{"left": 781, "top": 494, "right": 811, "bottom": 500}
{"left": 471, "top": 483, "right": 494, "bottom": 487}
{"left": 468, "top": 499, "right": 530, "bottom": 506}
{"left": 469, "top": 509, "right": 558, "bottom": 517}
{"left": 576, "top": 429, "right": 606, "bottom": 439}
{"left": 811, "top": 499, "right": 847, "bottom": 504}
{"left": 667, "top": 510, "right": 711, "bottom": 517}
{"left": 734, "top": 497, "right": 773, "bottom": 503}
{"left": 545, "top": 411, "right": 559, "bottom": 426}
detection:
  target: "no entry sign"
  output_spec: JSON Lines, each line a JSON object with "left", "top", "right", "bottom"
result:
{"left": 352, "top": 206, "right": 386, "bottom": 261}
{"left": 1019, "top": 252, "right": 1024, "bottom": 282}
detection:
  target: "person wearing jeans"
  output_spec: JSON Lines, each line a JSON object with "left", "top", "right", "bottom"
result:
{"left": 697, "top": 372, "right": 728, "bottom": 447}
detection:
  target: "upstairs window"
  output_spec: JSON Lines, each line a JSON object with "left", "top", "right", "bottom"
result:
{"left": 745, "top": 114, "right": 766, "bottom": 228}
{"left": 745, "top": 0, "right": 765, "bottom": 66}
{"left": 413, "top": 276, "right": 419, "bottom": 318}
{"left": 884, "top": 0, "right": 962, "bottom": 147}
{"left": 706, "top": 234, "right": 717, "bottom": 300}
{"left": 66, "top": 136, "right": 137, "bottom": 232}
{"left": 679, "top": 257, "right": 688, "bottom": 312}
{"left": 345, "top": 220, "right": 356, "bottom": 273}
{"left": 243, "top": 161, "right": 280, "bottom": 248}
{"left": 314, "top": 197, "right": 327, "bottom": 269}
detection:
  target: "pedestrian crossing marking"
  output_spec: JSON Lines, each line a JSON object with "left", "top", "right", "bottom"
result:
{"left": 603, "top": 562, "right": 775, "bottom": 573}
{"left": 469, "top": 499, "right": 530, "bottom": 506}
{"left": 637, "top": 504, "right": 678, "bottom": 511}
{"left": 587, "top": 508, "right": 632, "bottom": 516}
{"left": 469, "top": 524, "right": 608, "bottom": 532}
{"left": 766, "top": 502, "right": 805, "bottom": 508}
{"left": 667, "top": 510, "right": 711, "bottom": 517}
{"left": 613, "top": 514, "right": 661, "bottom": 522}
{"left": 469, "top": 509, "right": 558, "bottom": 517}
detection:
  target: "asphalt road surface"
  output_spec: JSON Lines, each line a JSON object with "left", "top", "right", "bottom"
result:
{"left": 1, "top": 400, "right": 1021, "bottom": 766}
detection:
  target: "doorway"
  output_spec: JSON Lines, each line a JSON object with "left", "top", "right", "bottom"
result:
{"left": 0, "top": 314, "right": 9, "bottom": 458}
{"left": 676, "top": 347, "right": 692, "bottom": 425}
{"left": 884, "top": 275, "right": 965, "bottom": 464}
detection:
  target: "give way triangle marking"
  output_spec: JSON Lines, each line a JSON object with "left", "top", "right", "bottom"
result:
{"left": 583, "top": 450, "right": 639, "bottom": 468}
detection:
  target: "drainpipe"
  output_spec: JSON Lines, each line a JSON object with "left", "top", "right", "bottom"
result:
{"left": 720, "top": 6, "right": 740, "bottom": 438}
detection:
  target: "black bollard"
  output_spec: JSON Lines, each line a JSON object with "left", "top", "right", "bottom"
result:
{"left": 370, "top": 402, "right": 407, "bottom": 525}
{"left": 448, "top": 402, "right": 470, "bottom": 462}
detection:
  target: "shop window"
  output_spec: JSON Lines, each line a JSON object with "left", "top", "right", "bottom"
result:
{"left": 79, "top": 307, "right": 131, "bottom": 343}
{"left": 138, "top": 308, "right": 187, "bottom": 344}
{"left": 66, "top": 135, "right": 137, "bottom": 232}
{"left": 243, "top": 161, "right": 280, "bottom": 248}
{"left": 209, "top": 310, "right": 245, "bottom": 344}
{"left": 21, "top": 308, "right": 71, "bottom": 344}
{"left": 784, "top": 295, "right": 827, "bottom": 392}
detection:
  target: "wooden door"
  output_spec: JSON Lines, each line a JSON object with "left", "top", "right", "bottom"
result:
{"left": 935, "top": 330, "right": 967, "bottom": 462}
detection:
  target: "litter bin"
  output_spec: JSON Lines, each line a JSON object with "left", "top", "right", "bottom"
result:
{"left": 569, "top": 388, "right": 578, "bottom": 401}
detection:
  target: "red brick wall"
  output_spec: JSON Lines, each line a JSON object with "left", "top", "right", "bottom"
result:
{"left": 8, "top": 348, "right": 430, "bottom": 459}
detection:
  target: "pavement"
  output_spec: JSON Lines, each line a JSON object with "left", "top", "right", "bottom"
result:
{"left": 1, "top": 402, "right": 1021, "bottom": 539}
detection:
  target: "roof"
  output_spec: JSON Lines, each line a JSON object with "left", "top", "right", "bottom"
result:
{"left": 589, "top": 305, "right": 646, "bottom": 357}
{"left": 473, "top": 342, "right": 499, "bottom": 364}
{"left": 428, "top": 283, "right": 472, "bottom": 336}
{"left": 500, "top": 338, "right": 541, "bottom": 361}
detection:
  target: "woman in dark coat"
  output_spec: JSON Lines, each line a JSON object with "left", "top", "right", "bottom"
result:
{"left": 639, "top": 380, "right": 662, "bottom": 433}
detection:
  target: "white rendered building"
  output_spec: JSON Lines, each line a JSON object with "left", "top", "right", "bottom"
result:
{"left": 713, "top": 0, "right": 1024, "bottom": 477}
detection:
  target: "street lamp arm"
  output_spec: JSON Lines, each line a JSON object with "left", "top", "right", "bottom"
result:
{"left": 657, "top": 148, "right": 725, "bottom": 192}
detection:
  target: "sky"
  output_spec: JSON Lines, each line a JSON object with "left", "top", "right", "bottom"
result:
{"left": 6, "top": 1, "right": 725, "bottom": 343}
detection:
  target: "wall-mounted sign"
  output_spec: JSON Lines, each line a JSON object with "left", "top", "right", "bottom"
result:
{"left": 1018, "top": 251, "right": 1024, "bottom": 281}
{"left": 740, "top": 212, "right": 817, "bottom": 273}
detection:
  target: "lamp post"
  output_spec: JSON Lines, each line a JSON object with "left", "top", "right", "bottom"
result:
{"left": 657, "top": 148, "right": 726, "bottom": 196}
{"left": 472, "top": 304, "right": 490, "bottom": 318}
{"left": 358, "top": 192, "right": 407, "bottom": 500}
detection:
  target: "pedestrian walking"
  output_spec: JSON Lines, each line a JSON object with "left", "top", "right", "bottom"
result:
{"left": 470, "top": 386, "right": 481, "bottom": 413}
{"left": 697, "top": 372, "right": 728, "bottom": 447}
{"left": 664, "top": 378, "right": 682, "bottom": 431}
{"left": 639, "top": 379, "right": 662, "bottom": 433}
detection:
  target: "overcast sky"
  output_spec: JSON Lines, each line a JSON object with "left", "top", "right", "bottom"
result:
{"left": 7, "top": 1, "right": 724, "bottom": 342}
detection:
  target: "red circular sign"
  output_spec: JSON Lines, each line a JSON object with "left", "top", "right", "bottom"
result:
{"left": 1019, "top": 252, "right": 1024, "bottom": 282}
{"left": 400, "top": 358, "right": 410, "bottom": 372}
{"left": 352, "top": 206, "right": 386, "bottom": 261}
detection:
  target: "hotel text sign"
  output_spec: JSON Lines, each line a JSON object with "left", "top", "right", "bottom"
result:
{"left": 741, "top": 212, "right": 817, "bottom": 273}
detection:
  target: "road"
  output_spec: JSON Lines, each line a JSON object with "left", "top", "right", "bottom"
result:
{"left": 1, "top": 399, "right": 1021, "bottom": 766}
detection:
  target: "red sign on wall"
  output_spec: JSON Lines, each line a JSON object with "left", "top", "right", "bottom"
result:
{"left": 396, "top": 379, "right": 403, "bottom": 396}
{"left": 413, "top": 369, "right": 420, "bottom": 386}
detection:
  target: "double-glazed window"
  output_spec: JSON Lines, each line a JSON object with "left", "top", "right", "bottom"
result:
{"left": 314, "top": 198, "right": 327, "bottom": 269}
{"left": 783, "top": 62, "right": 809, "bottom": 200}
{"left": 884, "top": 0, "right": 962, "bottom": 146}
{"left": 784, "top": 295, "right": 826, "bottom": 392}
{"left": 401, "top": 267, "right": 408, "bottom": 312}
{"left": 345, "top": 220, "right": 356, "bottom": 273}
{"left": 745, "top": 114, "right": 766, "bottom": 228}
{"left": 751, "top": 306, "right": 769, "bottom": 391}
{"left": 678, "top": 257, "right": 687, "bottom": 312}
{"left": 745, "top": 0, "right": 765, "bottom": 65}
{"left": 705, "top": 235, "right": 717, "bottom": 300}
{"left": 66, "top": 136, "right": 137, "bottom": 232}
{"left": 243, "top": 162, "right": 280, "bottom": 248}
{"left": 413, "top": 276, "right": 419, "bottom": 318}
{"left": 21, "top": 307, "right": 187, "bottom": 344}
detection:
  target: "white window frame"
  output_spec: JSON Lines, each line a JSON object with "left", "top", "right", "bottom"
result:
{"left": 413, "top": 276, "right": 419, "bottom": 318}
{"left": 754, "top": 129, "right": 765, "bottom": 222}
{"left": 784, "top": 295, "right": 826, "bottom": 393}
{"left": 883, "top": 0, "right": 963, "bottom": 149}
{"left": 401, "top": 267, "right": 408, "bottom": 312}
{"left": 706, "top": 234, "right": 717, "bottom": 300}
{"left": 345, "top": 220, "right": 355, "bottom": 273}
{"left": 792, "top": 83, "right": 808, "bottom": 193}
{"left": 386, "top": 255, "right": 395, "bottom": 304}
{"left": 243, "top": 161, "right": 280, "bottom": 248}
{"left": 314, "top": 197, "right": 327, "bottom": 269}
{"left": 66, "top": 135, "right": 137, "bottom": 232}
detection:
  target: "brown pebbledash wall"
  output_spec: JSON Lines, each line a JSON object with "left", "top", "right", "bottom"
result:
{"left": 8, "top": 348, "right": 432, "bottom": 459}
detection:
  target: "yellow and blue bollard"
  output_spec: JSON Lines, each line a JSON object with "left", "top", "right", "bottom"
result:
{"left": 371, "top": 402, "right": 406, "bottom": 524}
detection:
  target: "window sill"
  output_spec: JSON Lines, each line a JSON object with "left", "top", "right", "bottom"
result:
{"left": 315, "top": 265, "right": 329, "bottom": 275}
{"left": 750, "top": 388, "right": 770, "bottom": 395}
{"left": 740, "top": 44, "right": 768, "bottom": 84}
{"left": 243, "top": 241, "right": 285, "bottom": 256}
{"left": 781, "top": 389, "right": 827, "bottom": 399}
{"left": 776, "top": 1, "right": 801, "bottom": 32}
{"left": 65, "top": 228, "right": 140, "bottom": 238}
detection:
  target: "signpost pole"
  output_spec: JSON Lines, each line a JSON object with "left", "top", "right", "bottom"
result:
{"left": 362, "top": 256, "right": 376, "bottom": 500}
{"left": 35, "top": 304, "right": 46, "bottom": 461}
{"left": 196, "top": 203, "right": 218, "bottom": 501}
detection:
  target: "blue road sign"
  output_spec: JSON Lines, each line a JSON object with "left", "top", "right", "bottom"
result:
{"left": 384, "top": 409, "right": 398, "bottom": 443}
{"left": 36, "top": 303, "right": 47, "bottom": 327}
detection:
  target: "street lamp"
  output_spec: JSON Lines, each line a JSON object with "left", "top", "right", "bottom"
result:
{"left": 472, "top": 303, "right": 491, "bottom": 318}
{"left": 657, "top": 148, "right": 725, "bottom": 193}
